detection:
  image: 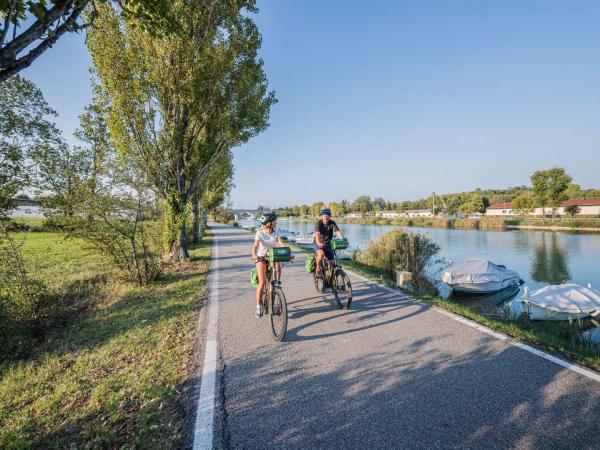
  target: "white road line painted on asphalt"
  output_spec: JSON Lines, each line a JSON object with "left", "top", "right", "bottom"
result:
{"left": 346, "top": 269, "right": 600, "bottom": 383}
{"left": 193, "top": 237, "right": 219, "bottom": 450}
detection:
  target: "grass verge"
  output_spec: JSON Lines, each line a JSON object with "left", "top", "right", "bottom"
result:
{"left": 0, "top": 230, "right": 213, "bottom": 448}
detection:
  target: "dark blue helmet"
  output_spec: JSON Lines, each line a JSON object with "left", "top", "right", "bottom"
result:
{"left": 320, "top": 208, "right": 332, "bottom": 216}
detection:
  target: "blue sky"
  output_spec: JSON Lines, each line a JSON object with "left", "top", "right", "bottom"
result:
{"left": 22, "top": 0, "right": 600, "bottom": 208}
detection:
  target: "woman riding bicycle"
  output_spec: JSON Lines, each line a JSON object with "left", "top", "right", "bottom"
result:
{"left": 252, "top": 212, "right": 286, "bottom": 319}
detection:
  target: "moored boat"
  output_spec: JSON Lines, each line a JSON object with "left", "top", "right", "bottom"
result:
{"left": 519, "top": 283, "right": 600, "bottom": 321}
{"left": 442, "top": 258, "right": 521, "bottom": 294}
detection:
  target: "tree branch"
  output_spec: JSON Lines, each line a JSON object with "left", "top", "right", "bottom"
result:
{"left": 0, "top": 0, "right": 18, "bottom": 48}
{"left": 0, "top": 0, "right": 85, "bottom": 83}
{"left": 186, "top": 140, "right": 231, "bottom": 199}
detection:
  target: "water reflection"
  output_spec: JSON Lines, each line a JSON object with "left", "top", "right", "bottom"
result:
{"left": 451, "top": 284, "right": 521, "bottom": 317}
{"left": 531, "top": 233, "right": 571, "bottom": 285}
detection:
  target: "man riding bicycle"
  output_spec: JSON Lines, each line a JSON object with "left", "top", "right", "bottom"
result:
{"left": 314, "top": 208, "right": 345, "bottom": 278}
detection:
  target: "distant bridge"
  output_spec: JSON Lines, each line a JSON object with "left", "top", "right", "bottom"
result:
{"left": 233, "top": 209, "right": 261, "bottom": 221}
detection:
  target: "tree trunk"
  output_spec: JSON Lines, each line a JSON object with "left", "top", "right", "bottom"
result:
{"left": 164, "top": 195, "right": 190, "bottom": 260}
{"left": 192, "top": 199, "right": 201, "bottom": 243}
{"left": 541, "top": 206, "right": 545, "bottom": 223}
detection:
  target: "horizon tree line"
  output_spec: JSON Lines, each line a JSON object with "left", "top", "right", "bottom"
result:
{"left": 275, "top": 170, "right": 599, "bottom": 219}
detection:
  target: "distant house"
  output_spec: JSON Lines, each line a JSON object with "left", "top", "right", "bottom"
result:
{"left": 403, "top": 209, "right": 433, "bottom": 218}
{"left": 560, "top": 198, "right": 600, "bottom": 216}
{"left": 485, "top": 202, "right": 514, "bottom": 217}
{"left": 375, "top": 211, "right": 402, "bottom": 218}
{"left": 467, "top": 212, "right": 484, "bottom": 219}
{"left": 7, "top": 199, "right": 44, "bottom": 218}
{"left": 485, "top": 198, "right": 600, "bottom": 217}
{"left": 345, "top": 212, "right": 362, "bottom": 218}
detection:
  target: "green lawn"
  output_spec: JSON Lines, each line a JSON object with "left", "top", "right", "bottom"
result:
{"left": 0, "top": 231, "right": 212, "bottom": 448}
{"left": 18, "top": 232, "right": 106, "bottom": 285}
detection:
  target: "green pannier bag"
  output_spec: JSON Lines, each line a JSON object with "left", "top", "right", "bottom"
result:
{"left": 268, "top": 246, "right": 292, "bottom": 263}
{"left": 305, "top": 254, "right": 316, "bottom": 273}
{"left": 250, "top": 268, "right": 259, "bottom": 287}
{"left": 331, "top": 238, "right": 349, "bottom": 250}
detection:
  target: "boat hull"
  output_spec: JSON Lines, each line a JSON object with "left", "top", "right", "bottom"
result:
{"left": 521, "top": 302, "right": 595, "bottom": 321}
{"left": 448, "top": 278, "right": 520, "bottom": 294}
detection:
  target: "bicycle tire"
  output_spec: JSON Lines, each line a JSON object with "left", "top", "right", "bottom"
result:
{"left": 333, "top": 270, "right": 353, "bottom": 309}
{"left": 269, "top": 287, "right": 288, "bottom": 342}
{"left": 313, "top": 265, "right": 326, "bottom": 293}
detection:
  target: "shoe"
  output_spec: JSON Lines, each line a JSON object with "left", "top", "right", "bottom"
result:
{"left": 255, "top": 305, "right": 263, "bottom": 319}
{"left": 274, "top": 280, "right": 281, "bottom": 287}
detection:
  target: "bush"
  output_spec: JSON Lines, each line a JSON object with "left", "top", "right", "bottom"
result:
{"left": 69, "top": 216, "right": 162, "bottom": 286}
{"left": 211, "top": 206, "right": 235, "bottom": 223}
{"left": 355, "top": 229, "right": 440, "bottom": 293}
{"left": 42, "top": 216, "right": 69, "bottom": 231}
{"left": 0, "top": 227, "right": 50, "bottom": 359}
{"left": 1, "top": 218, "right": 32, "bottom": 232}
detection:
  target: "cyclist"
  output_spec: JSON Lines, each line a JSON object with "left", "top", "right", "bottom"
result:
{"left": 314, "top": 208, "right": 345, "bottom": 277}
{"left": 252, "top": 212, "right": 286, "bottom": 318}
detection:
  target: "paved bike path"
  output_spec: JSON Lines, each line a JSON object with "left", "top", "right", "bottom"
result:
{"left": 207, "top": 224, "right": 600, "bottom": 449}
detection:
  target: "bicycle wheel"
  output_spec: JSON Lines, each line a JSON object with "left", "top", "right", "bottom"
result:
{"left": 313, "top": 264, "right": 326, "bottom": 293}
{"left": 333, "top": 270, "right": 353, "bottom": 309}
{"left": 270, "top": 287, "right": 288, "bottom": 342}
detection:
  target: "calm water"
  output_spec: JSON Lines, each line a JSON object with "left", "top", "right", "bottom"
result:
{"left": 273, "top": 219, "right": 600, "bottom": 291}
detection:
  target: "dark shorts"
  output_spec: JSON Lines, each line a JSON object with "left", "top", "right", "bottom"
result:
{"left": 315, "top": 243, "right": 335, "bottom": 261}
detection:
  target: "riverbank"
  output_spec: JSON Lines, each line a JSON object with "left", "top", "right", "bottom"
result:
{"left": 285, "top": 240, "right": 600, "bottom": 373}
{"left": 0, "top": 231, "right": 213, "bottom": 447}
{"left": 344, "top": 259, "right": 600, "bottom": 373}
{"left": 295, "top": 216, "right": 600, "bottom": 233}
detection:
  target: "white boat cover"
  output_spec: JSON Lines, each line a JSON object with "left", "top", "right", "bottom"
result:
{"left": 442, "top": 258, "right": 520, "bottom": 285}
{"left": 521, "top": 284, "right": 600, "bottom": 313}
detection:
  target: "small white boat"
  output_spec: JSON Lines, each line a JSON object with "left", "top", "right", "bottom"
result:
{"left": 290, "top": 235, "right": 315, "bottom": 249}
{"left": 442, "top": 258, "right": 521, "bottom": 294}
{"left": 519, "top": 283, "right": 600, "bottom": 321}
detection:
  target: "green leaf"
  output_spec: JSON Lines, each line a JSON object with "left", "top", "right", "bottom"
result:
{"left": 27, "top": 1, "right": 48, "bottom": 21}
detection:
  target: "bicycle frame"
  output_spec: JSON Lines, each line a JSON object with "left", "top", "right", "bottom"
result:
{"left": 259, "top": 259, "right": 275, "bottom": 312}
{"left": 315, "top": 250, "right": 337, "bottom": 287}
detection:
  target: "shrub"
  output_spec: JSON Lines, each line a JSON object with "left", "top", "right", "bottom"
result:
{"left": 1, "top": 218, "right": 31, "bottom": 232}
{"left": 0, "top": 226, "right": 50, "bottom": 359}
{"left": 355, "top": 229, "right": 440, "bottom": 293}
{"left": 69, "top": 216, "right": 162, "bottom": 286}
{"left": 211, "top": 206, "right": 235, "bottom": 223}
{"left": 42, "top": 216, "right": 69, "bottom": 231}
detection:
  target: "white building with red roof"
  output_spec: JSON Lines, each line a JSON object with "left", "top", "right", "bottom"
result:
{"left": 486, "top": 198, "right": 600, "bottom": 217}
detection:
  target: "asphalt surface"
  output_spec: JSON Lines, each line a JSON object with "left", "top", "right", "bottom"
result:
{"left": 201, "top": 224, "right": 600, "bottom": 449}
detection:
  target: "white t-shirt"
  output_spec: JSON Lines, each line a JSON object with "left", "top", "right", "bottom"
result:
{"left": 255, "top": 228, "right": 281, "bottom": 257}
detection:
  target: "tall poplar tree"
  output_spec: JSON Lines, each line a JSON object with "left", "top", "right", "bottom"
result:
{"left": 87, "top": 0, "right": 275, "bottom": 258}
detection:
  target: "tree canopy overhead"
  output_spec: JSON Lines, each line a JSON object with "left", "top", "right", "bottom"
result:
{"left": 0, "top": 0, "right": 174, "bottom": 83}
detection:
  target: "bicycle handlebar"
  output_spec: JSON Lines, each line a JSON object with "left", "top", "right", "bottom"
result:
{"left": 252, "top": 254, "right": 295, "bottom": 263}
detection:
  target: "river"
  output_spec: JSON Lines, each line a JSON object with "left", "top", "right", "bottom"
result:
{"left": 273, "top": 220, "right": 600, "bottom": 292}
